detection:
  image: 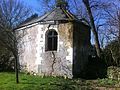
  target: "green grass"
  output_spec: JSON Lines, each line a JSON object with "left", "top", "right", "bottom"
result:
{"left": 0, "top": 72, "right": 120, "bottom": 90}
{"left": 0, "top": 72, "right": 83, "bottom": 90}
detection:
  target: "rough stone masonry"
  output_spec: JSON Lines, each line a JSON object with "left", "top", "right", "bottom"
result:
{"left": 16, "top": 5, "right": 91, "bottom": 78}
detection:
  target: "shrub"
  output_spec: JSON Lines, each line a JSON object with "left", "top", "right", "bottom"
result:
{"left": 107, "top": 66, "right": 120, "bottom": 80}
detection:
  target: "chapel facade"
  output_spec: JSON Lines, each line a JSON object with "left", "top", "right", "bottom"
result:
{"left": 16, "top": 2, "right": 91, "bottom": 78}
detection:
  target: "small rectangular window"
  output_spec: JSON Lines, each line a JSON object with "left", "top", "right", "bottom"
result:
{"left": 45, "top": 30, "right": 58, "bottom": 51}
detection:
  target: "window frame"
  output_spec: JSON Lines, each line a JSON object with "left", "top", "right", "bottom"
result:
{"left": 45, "top": 29, "right": 58, "bottom": 51}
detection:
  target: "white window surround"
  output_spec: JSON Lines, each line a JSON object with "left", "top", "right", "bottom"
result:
{"left": 43, "top": 24, "right": 59, "bottom": 52}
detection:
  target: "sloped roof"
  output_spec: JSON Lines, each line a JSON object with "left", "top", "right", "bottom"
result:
{"left": 41, "top": 7, "right": 77, "bottom": 21}
{"left": 19, "top": 7, "right": 77, "bottom": 27}
{"left": 18, "top": 7, "right": 88, "bottom": 29}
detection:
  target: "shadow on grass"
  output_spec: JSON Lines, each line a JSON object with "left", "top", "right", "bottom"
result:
{"left": 73, "top": 56, "right": 107, "bottom": 80}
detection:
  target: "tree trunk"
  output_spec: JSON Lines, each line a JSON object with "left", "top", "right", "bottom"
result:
{"left": 82, "top": 0, "right": 101, "bottom": 57}
{"left": 14, "top": 52, "right": 19, "bottom": 84}
{"left": 118, "top": 16, "right": 120, "bottom": 60}
{"left": 118, "top": 16, "right": 120, "bottom": 42}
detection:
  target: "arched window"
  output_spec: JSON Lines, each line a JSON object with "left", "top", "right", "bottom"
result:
{"left": 45, "top": 30, "right": 58, "bottom": 51}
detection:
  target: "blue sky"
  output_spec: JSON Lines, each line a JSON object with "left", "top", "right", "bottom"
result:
{"left": 22, "top": 0, "right": 39, "bottom": 9}
{"left": 21, "top": 0, "right": 82, "bottom": 16}
{"left": 21, "top": 0, "right": 42, "bottom": 14}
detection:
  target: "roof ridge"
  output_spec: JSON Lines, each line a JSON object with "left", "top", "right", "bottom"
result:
{"left": 66, "top": 10, "right": 76, "bottom": 19}
{"left": 61, "top": 8, "right": 72, "bottom": 20}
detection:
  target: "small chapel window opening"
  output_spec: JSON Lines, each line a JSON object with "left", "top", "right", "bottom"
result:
{"left": 45, "top": 30, "right": 58, "bottom": 51}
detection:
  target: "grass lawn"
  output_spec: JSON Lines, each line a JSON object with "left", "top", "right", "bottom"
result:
{"left": 0, "top": 72, "right": 120, "bottom": 90}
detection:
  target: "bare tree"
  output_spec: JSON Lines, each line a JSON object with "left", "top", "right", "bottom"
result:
{"left": 104, "top": 4, "right": 120, "bottom": 41}
{"left": 0, "top": 0, "right": 31, "bottom": 83}
{"left": 82, "top": 0, "right": 101, "bottom": 57}
{"left": 102, "top": 1, "right": 120, "bottom": 65}
{"left": 37, "top": 0, "right": 55, "bottom": 13}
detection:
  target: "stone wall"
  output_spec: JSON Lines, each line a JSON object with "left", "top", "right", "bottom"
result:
{"left": 19, "top": 25, "right": 39, "bottom": 73}
{"left": 39, "top": 22, "right": 73, "bottom": 78}
{"left": 18, "top": 22, "right": 73, "bottom": 78}
{"left": 18, "top": 21, "right": 91, "bottom": 78}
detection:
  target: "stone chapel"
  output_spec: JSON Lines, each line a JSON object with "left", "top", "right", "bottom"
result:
{"left": 16, "top": 1, "right": 91, "bottom": 78}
